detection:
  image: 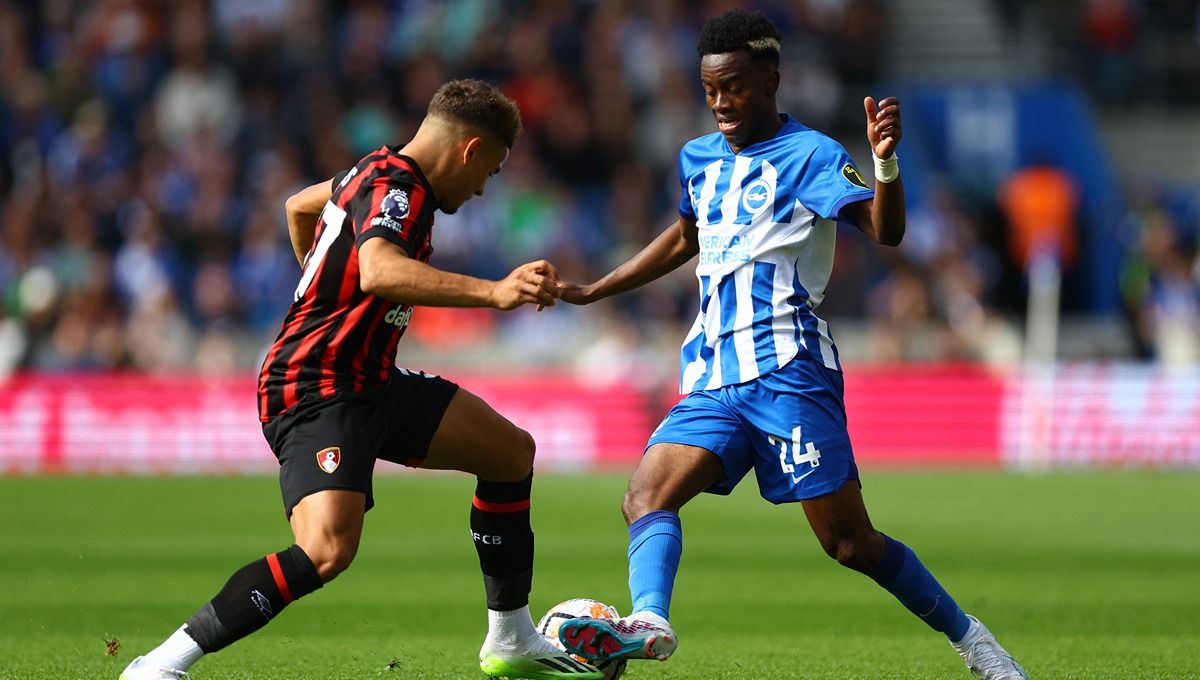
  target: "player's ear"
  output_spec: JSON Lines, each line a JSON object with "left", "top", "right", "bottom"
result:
{"left": 462, "top": 136, "right": 484, "bottom": 165}
{"left": 765, "top": 68, "right": 780, "bottom": 98}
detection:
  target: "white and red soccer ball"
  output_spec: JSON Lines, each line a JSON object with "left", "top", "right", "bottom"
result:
{"left": 537, "top": 598, "right": 627, "bottom": 680}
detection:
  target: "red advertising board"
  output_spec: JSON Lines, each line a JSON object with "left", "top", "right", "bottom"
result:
{"left": 843, "top": 364, "right": 1004, "bottom": 465}
{"left": 0, "top": 372, "right": 656, "bottom": 474}
{"left": 1, "top": 365, "right": 1197, "bottom": 473}
{"left": 1000, "top": 365, "right": 1200, "bottom": 467}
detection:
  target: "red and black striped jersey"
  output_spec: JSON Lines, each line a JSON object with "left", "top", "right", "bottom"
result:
{"left": 258, "top": 147, "right": 438, "bottom": 422}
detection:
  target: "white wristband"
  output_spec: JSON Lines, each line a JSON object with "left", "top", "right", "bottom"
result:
{"left": 873, "top": 152, "right": 899, "bottom": 184}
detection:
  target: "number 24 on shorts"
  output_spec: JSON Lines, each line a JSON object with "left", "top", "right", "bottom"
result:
{"left": 770, "top": 426, "right": 821, "bottom": 482}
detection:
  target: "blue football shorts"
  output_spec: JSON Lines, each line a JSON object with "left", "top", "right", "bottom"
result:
{"left": 646, "top": 355, "right": 858, "bottom": 503}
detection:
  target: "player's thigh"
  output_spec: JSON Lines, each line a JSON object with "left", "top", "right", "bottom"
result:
{"left": 799, "top": 478, "right": 878, "bottom": 549}
{"left": 644, "top": 390, "right": 753, "bottom": 500}
{"left": 624, "top": 442, "right": 726, "bottom": 519}
{"left": 419, "top": 387, "right": 533, "bottom": 481}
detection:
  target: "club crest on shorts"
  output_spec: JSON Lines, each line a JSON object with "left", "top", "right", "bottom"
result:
{"left": 316, "top": 447, "right": 341, "bottom": 474}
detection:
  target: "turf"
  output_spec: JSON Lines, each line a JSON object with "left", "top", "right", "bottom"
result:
{"left": 1, "top": 470, "right": 1197, "bottom": 679}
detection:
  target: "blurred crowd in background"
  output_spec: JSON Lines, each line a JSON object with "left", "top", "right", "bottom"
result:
{"left": 0, "top": 0, "right": 1198, "bottom": 380}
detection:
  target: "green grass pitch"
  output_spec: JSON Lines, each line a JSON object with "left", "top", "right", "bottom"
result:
{"left": 1, "top": 470, "right": 1197, "bottom": 679}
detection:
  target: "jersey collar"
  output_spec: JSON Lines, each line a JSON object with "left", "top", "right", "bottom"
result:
{"left": 722, "top": 113, "right": 799, "bottom": 156}
{"left": 389, "top": 147, "right": 441, "bottom": 210}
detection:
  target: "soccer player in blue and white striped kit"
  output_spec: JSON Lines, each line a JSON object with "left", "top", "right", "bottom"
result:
{"left": 555, "top": 10, "right": 1027, "bottom": 680}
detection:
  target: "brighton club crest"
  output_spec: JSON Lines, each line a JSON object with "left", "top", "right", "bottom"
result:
{"left": 316, "top": 447, "right": 341, "bottom": 474}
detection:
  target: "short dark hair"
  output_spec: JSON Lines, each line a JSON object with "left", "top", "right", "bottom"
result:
{"left": 427, "top": 79, "right": 522, "bottom": 149}
{"left": 697, "top": 9, "right": 781, "bottom": 66}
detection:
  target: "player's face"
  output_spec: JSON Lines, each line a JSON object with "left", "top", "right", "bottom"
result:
{"left": 700, "top": 51, "right": 780, "bottom": 152}
{"left": 442, "top": 138, "right": 508, "bottom": 214}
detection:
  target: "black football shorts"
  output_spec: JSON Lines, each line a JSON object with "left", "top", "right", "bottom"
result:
{"left": 261, "top": 368, "right": 459, "bottom": 517}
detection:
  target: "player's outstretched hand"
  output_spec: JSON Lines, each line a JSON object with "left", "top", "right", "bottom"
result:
{"left": 493, "top": 259, "right": 561, "bottom": 311}
{"left": 556, "top": 281, "right": 599, "bottom": 306}
{"left": 864, "top": 96, "right": 901, "bottom": 159}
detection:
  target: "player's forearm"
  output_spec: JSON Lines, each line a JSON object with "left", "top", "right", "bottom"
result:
{"left": 285, "top": 180, "right": 335, "bottom": 266}
{"left": 869, "top": 176, "right": 906, "bottom": 246}
{"left": 361, "top": 255, "right": 497, "bottom": 307}
{"left": 589, "top": 220, "right": 698, "bottom": 300}
{"left": 286, "top": 206, "right": 317, "bottom": 266}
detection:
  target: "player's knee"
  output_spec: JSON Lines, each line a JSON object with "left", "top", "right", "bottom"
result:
{"left": 519, "top": 428, "right": 536, "bottom": 467}
{"left": 827, "top": 536, "right": 878, "bottom": 574}
{"left": 304, "top": 539, "right": 359, "bottom": 582}
{"left": 622, "top": 470, "right": 684, "bottom": 524}
{"left": 620, "top": 493, "right": 641, "bottom": 525}
{"left": 492, "top": 428, "right": 535, "bottom": 482}
{"left": 621, "top": 484, "right": 660, "bottom": 524}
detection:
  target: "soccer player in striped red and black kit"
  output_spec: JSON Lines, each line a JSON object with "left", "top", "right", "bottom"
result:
{"left": 121, "top": 80, "right": 603, "bottom": 680}
{"left": 257, "top": 145, "right": 440, "bottom": 420}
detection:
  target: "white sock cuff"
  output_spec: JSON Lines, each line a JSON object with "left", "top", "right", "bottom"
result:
{"left": 487, "top": 605, "right": 538, "bottom": 645}
{"left": 488, "top": 604, "right": 532, "bottom": 623}
{"left": 632, "top": 610, "right": 671, "bottom": 627}
{"left": 142, "top": 625, "right": 204, "bottom": 671}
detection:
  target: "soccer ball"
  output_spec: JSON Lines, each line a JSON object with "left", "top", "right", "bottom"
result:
{"left": 537, "top": 598, "right": 627, "bottom": 680}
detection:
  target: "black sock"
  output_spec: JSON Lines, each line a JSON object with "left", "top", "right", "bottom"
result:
{"left": 471, "top": 473, "right": 534, "bottom": 611}
{"left": 183, "top": 544, "right": 323, "bottom": 653}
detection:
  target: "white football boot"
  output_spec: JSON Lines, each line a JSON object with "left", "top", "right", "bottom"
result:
{"left": 951, "top": 616, "right": 1029, "bottom": 680}
{"left": 479, "top": 632, "right": 604, "bottom": 679}
{"left": 119, "top": 656, "right": 191, "bottom": 680}
{"left": 557, "top": 610, "right": 677, "bottom": 662}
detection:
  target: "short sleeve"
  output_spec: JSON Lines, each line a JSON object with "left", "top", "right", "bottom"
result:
{"left": 346, "top": 172, "right": 429, "bottom": 257}
{"left": 331, "top": 170, "right": 348, "bottom": 192}
{"left": 678, "top": 151, "right": 697, "bottom": 222}
{"left": 798, "top": 140, "right": 875, "bottom": 221}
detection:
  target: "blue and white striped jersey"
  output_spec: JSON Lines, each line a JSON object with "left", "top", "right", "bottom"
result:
{"left": 677, "top": 114, "right": 874, "bottom": 394}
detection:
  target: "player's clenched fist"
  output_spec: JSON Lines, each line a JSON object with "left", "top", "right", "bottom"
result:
{"left": 491, "top": 259, "right": 561, "bottom": 310}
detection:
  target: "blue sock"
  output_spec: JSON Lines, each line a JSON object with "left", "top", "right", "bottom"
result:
{"left": 627, "top": 511, "right": 683, "bottom": 620}
{"left": 871, "top": 535, "right": 971, "bottom": 642}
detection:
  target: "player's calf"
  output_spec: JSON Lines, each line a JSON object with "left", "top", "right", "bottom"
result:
{"left": 185, "top": 544, "right": 324, "bottom": 654}
{"left": 471, "top": 473, "right": 535, "bottom": 611}
{"left": 867, "top": 535, "right": 971, "bottom": 641}
{"left": 123, "top": 544, "right": 323, "bottom": 678}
